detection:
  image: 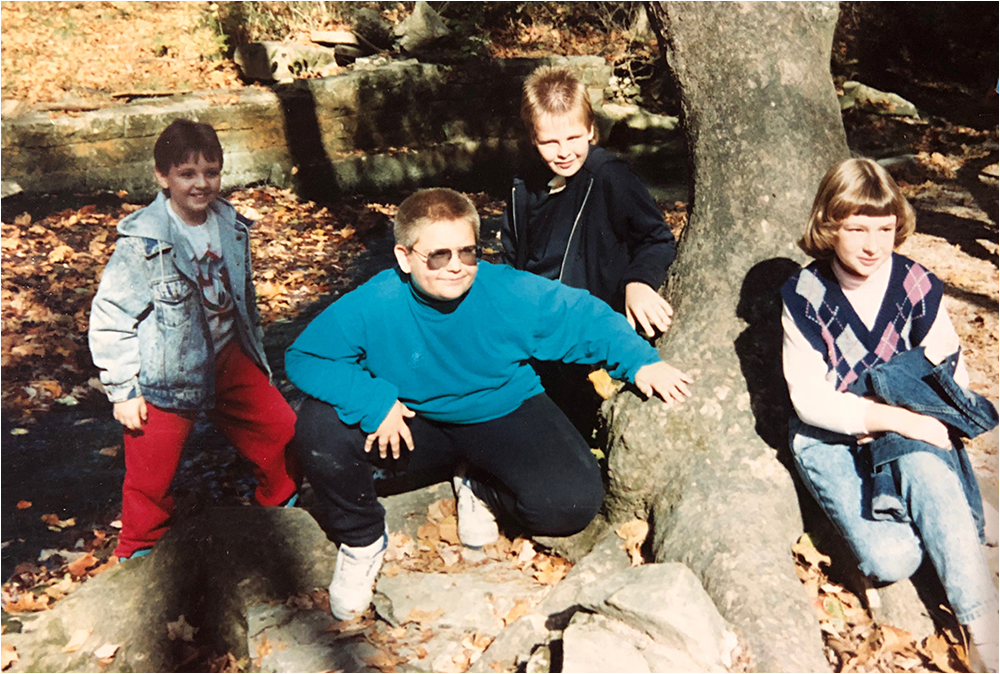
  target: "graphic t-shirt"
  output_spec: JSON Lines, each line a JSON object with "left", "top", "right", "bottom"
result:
{"left": 167, "top": 203, "right": 236, "bottom": 353}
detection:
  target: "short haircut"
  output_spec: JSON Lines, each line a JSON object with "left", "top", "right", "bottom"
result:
{"left": 394, "top": 188, "right": 480, "bottom": 249}
{"left": 153, "top": 119, "right": 224, "bottom": 175}
{"left": 799, "top": 158, "right": 916, "bottom": 259}
{"left": 521, "top": 65, "right": 599, "bottom": 143}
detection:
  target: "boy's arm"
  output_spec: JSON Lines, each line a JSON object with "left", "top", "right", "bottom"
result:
{"left": 605, "top": 163, "right": 678, "bottom": 292}
{"left": 285, "top": 301, "right": 399, "bottom": 433}
{"left": 88, "top": 239, "right": 151, "bottom": 403}
{"left": 522, "top": 271, "right": 689, "bottom": 398}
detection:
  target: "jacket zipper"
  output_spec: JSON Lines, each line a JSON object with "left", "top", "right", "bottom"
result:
{"left": 558, "top": 178, "right": 594, "bottom": 282}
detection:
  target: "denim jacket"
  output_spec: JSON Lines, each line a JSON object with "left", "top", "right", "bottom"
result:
{"left": 89, "top": 193, "right": 269, "bottom": 410}
{"left": 847, "top": 347, "right": 996, "bottom": 534}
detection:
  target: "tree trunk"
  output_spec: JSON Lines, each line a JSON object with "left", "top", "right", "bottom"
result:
{"left": 605, "top": 3, "right": 848, "bottom": 671}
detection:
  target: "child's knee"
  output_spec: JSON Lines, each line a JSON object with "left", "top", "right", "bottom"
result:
{"left": 859, "top": 541, "right": 923, "bottom": 584}
{"left": 517, "top": 479, "right": 604, "bottom": 536}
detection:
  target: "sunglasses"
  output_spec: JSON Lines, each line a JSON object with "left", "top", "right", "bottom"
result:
{"left": 409, "top": 245, "right": 481, "bottom": 270}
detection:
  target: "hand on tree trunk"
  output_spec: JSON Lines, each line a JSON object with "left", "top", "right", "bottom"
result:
{"left": 633, "top": 361, "right": 693, "bottom": 404}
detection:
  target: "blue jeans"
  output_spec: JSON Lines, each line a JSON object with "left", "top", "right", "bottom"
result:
{"left": 791, "top": 418, "right": 996, "bottom": 624}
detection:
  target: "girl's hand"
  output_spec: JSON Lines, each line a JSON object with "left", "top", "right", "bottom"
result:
{"left": 634, "top": 361, "right": 693, "bottom": 404}
{"left": 365, "top": 401, "right": 416, "bottom": 459}
{"left": 902, "top": 414, "right": 951, "bottom": 450}
{"left": 863, "top": 404, "right": 951, "bottom": 450}
{"left": 114, "top": 396, "right": 148, "bottom": 431}
{"left": 625, "top": 282, "right": 674, "bottom": 338}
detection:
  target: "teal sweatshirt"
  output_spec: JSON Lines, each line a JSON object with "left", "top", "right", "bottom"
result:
{"left": 285, "top": 262, "right": 660, "bottom": 433}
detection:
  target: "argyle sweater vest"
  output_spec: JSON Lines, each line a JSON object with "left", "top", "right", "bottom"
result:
{"left": 781, "top": 254, "right": 942, "bottom": 392}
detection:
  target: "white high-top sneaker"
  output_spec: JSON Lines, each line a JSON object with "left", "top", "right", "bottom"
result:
{"left": 328, "top": 529, "right": 387, "bottom": 620}
{"left": 453, "top": 466, "right": 499, "bottom": 548}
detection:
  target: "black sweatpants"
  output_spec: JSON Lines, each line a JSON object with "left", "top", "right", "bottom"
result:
{"left": 295, "top": 393, "right": 605, "bottom": 547}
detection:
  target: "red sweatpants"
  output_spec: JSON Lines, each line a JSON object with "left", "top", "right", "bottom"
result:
{"left": 115, "top": 340, "right": 297, "bottom": 558}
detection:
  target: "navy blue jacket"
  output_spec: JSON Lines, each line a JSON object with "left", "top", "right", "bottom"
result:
{"left": 501, "top": 147, "right": 677, "bottom": 313}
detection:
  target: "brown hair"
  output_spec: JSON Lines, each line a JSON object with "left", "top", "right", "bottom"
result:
{"left": 520, "top": 65, "right": 599, "bottom": 143}
{"left": 153, "top": 119, "right": 223, "bottom": 176}
{"left": 799, "top": 158, "right": 915, "bottom": 259}
{"left": 394, "top": 188, "right": 480, "bottom": 249}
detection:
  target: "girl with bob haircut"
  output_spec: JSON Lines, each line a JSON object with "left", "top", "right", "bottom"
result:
{"left": 799, "top": 157, "right": 916, "bottom": 258}
{"left": 781, "top": 158, "right": 998, "bottom": 671}
{"left": 501, "top": 65, "right": 682, "bottom": 435}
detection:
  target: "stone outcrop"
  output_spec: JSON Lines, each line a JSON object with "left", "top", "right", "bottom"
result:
{"left": 1, "top": 57, "right": 615, "bottom": 202}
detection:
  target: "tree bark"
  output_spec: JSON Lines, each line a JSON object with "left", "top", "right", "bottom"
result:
{"left": 605, "top": 3, "right": 848, "bottom": 671}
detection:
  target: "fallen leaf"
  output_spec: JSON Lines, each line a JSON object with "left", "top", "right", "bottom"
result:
{"left": 16, "top": 500, "right": 31, "bottom": 509}
{"left": 403, "top": 607, "right": 444, "bottom": 627}
{"left": 40, "top": 513, "right": 76, "bottom": 530}
{"left": 93, "top": 643, "right": 119, "bottom": 660}
{"left": 437, "top": 515, "right": 460, "bottom": 546}
{"left": 61, "top": 628, "right": 91, "bottom": 653}
{"left": 879, "top": 624, "right": 915, "bottom": 653}
{"left": 1, "top": 641, "right": 18, "bottom": 671}
{"left": 167, "top": 615, "right": 198, "bottom": 642}
{"left": 438, "top": 545, "right": 461, "bottom": 567}
{"left": 792, "top": 533, "right": 831, "bottom": 569}
{"left": 588, "top": 368, "right": 621, "bottom": 399}
{"left": 462, "top": 631, "right": 493, "bottom": 652}
{"left": 98, "top": 445, "right": 120, "bottom": 457}
{"left": 67, "top": 551, "right": 98, "bottom": 577}
{"left": 255, "top": 635, "right": 272, "bottom": 660}
{"left": 615, "top": 519, "right": 649, "bottom": 567}
{"left": 516, "top": 539, "right": 536, "bottom": 567}
{"left": 364, "top": 649, "right": 404, "bottom": 672}
{"left": 503, "top": 600, "right": 529, "bottom": 626}
{"left": 44, "top": 576, "right": 78, "bottom": 599}
{"left": 87, "top": 556, "right": 117, "bottom": 577}
{"left": 3, "top": 593, "right": 50, "bottom": 613}
{"left": 48, "top": 245, "right": 75, "bottom": 263}
{"left": 921, "top": 633, "right": 959, "bottom": 672}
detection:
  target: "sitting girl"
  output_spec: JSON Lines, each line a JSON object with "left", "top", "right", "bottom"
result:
{"left": 780, "top": 158, "right": 998, "bottom": 671}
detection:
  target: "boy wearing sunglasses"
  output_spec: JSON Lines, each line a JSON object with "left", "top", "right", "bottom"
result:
{"left": 286, "top": 188, "right": 692, "bottom": 620}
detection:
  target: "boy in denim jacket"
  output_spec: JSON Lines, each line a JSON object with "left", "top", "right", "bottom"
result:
{"left": 89, "top": 119, "right": 298, "bottom": 560}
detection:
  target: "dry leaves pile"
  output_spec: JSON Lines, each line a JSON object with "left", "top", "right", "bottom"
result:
{"left": 793, "top": 534, "right": 974, "bottom": 673}
{"left": 0, "top": 1, "right": 241, "bottom": 109}
{"left": 1, "top": 526, "right": 117, "bottom": 618}
{"left": 381, "top": 497, "right": 573, "bottom": 588}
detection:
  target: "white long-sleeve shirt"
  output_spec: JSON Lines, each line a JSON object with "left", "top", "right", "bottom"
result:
{"left": 782, "top": 257, "right": 967, "bottom": 436}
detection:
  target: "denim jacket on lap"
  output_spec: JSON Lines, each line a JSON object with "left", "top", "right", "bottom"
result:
{"left": 847, "top": 347, "right": 995, "bottom": 534}
{"left": 89, "top": 193, "right": 269, "bottom": 410}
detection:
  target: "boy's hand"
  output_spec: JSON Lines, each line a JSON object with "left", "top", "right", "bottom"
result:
{"left": 366, "top": 401, "right": 416, "bottom": 459}
{"left": 114, "top": 396, "right": 148, "bottom": 430}
{"left": 634, "top": 361, "right": 693, "bottom": 404}
{"left": 625, "top": 282, "right": 674, "bottom": 338}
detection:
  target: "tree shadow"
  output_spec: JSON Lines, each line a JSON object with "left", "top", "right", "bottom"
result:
{"left": 914, "top": 208, "right": 998, "bottom": 268}
{"left": 733, "top": 258, "right": 800, "bottom": 458}
{"left": 732, "top": 257, "right": 833, "bottom": 557}
{"left": 272, "top": 82, "right": 339, "bottom": 204}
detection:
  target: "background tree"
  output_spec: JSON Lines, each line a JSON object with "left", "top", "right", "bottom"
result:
{"left": 603, "top": 3, "right": 849, "bottom": 670}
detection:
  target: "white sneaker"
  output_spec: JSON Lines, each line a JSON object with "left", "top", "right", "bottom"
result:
{"left": 328, "top": 530, "right": 387, "bottom": 620}
{"left": 453, "top": 467, "right": 499, "bottom": 548}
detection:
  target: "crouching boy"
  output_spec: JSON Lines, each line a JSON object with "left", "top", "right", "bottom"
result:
{"left": 286, "top": 188, "right": 692, "bottom": 620}
{"left": 89, "top": 119, "right": 298, "bottom": 560}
